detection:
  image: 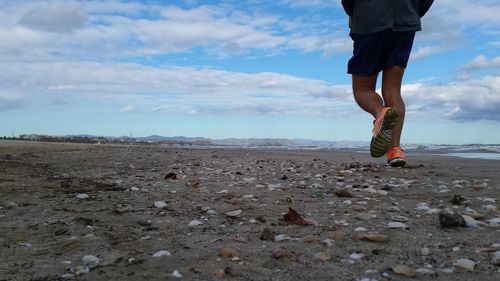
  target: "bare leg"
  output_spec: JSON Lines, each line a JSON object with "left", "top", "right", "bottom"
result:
{"left": 352, "top": 74, "right": 384, "bottom": 118}
{"left": 381, "top": 66, "right": 405, "bottom": 147}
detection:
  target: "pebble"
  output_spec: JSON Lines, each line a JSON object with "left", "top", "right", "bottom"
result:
{"left": 152, "top": 250, "right": 172, "bottom": 257}
{"left": 302, "top": 235, "right": 319, "bottom": 243}
{"left": 391, "top": 215, "right": 408, "bottom": 222}
{"left": 154, "top": 201, "right": 168, "bottom": 209}
{"left": 3, "top": 201, "right": 19, "bottom": 209}
{"left": 172, "top": 270, "right": 182, "bottom": 278}
{"left": 18, "top": 242, "right": 32, "bottom": 248}
{"left": 364, "top": 188, "right": 377, "bottom": 194}
{"left": 439, "top": 211, "right": 466, "bottom": 228}
{"left": 76, "top": 193, "right": 90, "bottom": 200}
{"left": 415, "top": 268, "right": 435, "bottom": 275}
{"left": 377, "top": 190, "right": 388, "bottom": 196}
{"left": 489, "top": 217, "right": 500, "bottom": 224}
{"left": 356, "top": 213, "right": 376, "bottom": 221}
{"left": 274, "top": 234, "right": 291, "bottom": 242}
{"left": 225, "top": 210, "right": 242, "bottom": 217}
{"left": 392, "top": 264, "right": 415, "bottom": 277}
{"left": 81, "top": 255, "right": 100, "bottom": 265}
{"left": 441, "top": 267, "right": 455, "bottom": 273}
{"left": 260, "top": 228, "right": 274, "bottom": 241}
{"left": 386, "top": 206, "right": 400, "bottom": 212}
{"left": 361, "top": 234, "right": 388, "bottom": 242}
{"left": 387, "top": 222, "right": 409, "bottom": 229}
{"left": 462, "top": 215, "right": 488, "bottom": 228}
{"left": 350, "top": 253, "right": 364, "bottom": 260}
{"left": 207, "top": 209, "right": 217, "bottom": 215}
{"left": 335, "top": 220, "right": 350, "bottom": 227}
{"left": 74, "top": 266, "right": 90, "bottom": 275}
{"left": 272, "top": 248, "right": 292, "bottom": 259}
{"left": 354, "top": 227, "right": 367, "bottom": 232}
{"left": 188, "top": 220, "right": 203, "bottom": 227}
{"left": 219, "top": 248, "right": 239, "bottom": 258}
{"left": 322, "top": 239, "right": 336, "bottom": 247}
{"left": 450, "top": 193, "right": 466, "bottom": 205}
{"left": 421, "top": 247, "right": 431, "bottom": 256}
{"left": 415, "top": 203, "right": 431, "bottom": 212}
{"left": 492, "top": 251, "right": 500, "bottom": 265}
{"left": 139, "top": 235, "right": 151, "bottom": 240}
{"left": 453, "top": 258, "right": 475, "bottom": 271}
{"left": 267, "top": 183, "right": 281, "bottom": 190}
{"left": 214, "top": 268, "right": 226, "bottom": 278}
{"left": 314, "top": 252, "right": 331, "bottom": 262}
{"left": 229, "top": 198, "right": 242, "bottom": 205}
{"left": 334, "top": 189, "right": 353, "bottom": 198}
{"left": 130, "top": 187, "right": 140, "bottom": 191}
{"left": 61, "top": 273, "right": 75, "bottom": 279}
{"left": 483, "top": 205, "right": 497, "bottom": 211}
{"left": 351, "top": 205, "right": 367, "bottom": 211}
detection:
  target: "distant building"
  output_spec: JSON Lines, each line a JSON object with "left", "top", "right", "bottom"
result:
{"left": 19, "top": 134, "right": 43, "bottom": 141}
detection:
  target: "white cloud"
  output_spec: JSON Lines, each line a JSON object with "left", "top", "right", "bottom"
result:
{"left": 48, "top": 85, "right": 76, "bottom": 91}
{"left": 0, "top": 1, "right": 350, "bottom": 60}
{"left": 410, "top": 45, "right": 448, "bottom": 61}
{"left": 436, "top": 0, "right": 500, "bottom": 25}
{"left": 407, "top": 0, "right": 500, "bottom": 60}
{"left": 84, "top": 0, "right": 148, "bottom": 15}
{"left": 287, "top": 35, "right": 352, "bottom": 57}
{"left": 454, "top": 55, "right": 500, "bottom": 80}
{"left": 459, "top": 55, "right": 500, "bottom": 73}
{"left": 1, "top": 1, "right": 500, "bottom": 126}
{"left": 0, "top": 60, "right": 353, "bottom": 117}
{"left": 119, "top": 105, "right": 137, "bottom": 113}
{"left": 278, "top": 0, "right": 338, "bottom": 8}
{"left": 3, "top": 58, "right": 499, "bottom": 122}
{"left": 403, "top": 75, "right": 500, "bottom": 121}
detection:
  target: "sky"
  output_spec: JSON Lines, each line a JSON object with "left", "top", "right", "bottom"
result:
{"left": 0, "top": 0, "right": 499, "bottom": 145}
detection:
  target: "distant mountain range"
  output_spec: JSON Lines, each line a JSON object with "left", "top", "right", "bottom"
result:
{"left": 63, "top": 134, "right": 369, "bottom": 148}
{"left": 15, "top": 134, "right": 500, "bottom": 153}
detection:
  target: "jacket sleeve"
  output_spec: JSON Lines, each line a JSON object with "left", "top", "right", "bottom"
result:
{"left": 341, "top": 0, "right": 354, "bottom": 16}
{"left": 419, "top": 0, "right": 434, "bottom": 18}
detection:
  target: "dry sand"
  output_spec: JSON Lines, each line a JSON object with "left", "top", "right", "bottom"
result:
{"left": 0, "top": 140, "right": 499, "bottom": 281}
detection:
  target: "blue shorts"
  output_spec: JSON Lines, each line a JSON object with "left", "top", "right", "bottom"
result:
{"left": 348, "top": 29, "right": 416, "bottom": 76}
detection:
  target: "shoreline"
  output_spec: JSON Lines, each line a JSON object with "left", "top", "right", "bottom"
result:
{"left": 1, "top": 139, "right": 499, "bottom": 161}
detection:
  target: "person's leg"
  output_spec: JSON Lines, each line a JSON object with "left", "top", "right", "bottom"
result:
{"left": 381, "top": 66, "right": 405, "bottom": 147}
{"left": 352, "top": 74, "right": 384, "bottom": 119}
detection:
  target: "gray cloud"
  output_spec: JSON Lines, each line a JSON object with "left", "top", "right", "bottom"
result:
{"left": 0, "top": 95, "right": 23, "bottom": 111}
{"left": 18, "top": 1, "right": 87, "bottom": 33}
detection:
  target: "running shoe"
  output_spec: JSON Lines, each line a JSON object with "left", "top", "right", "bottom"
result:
{"left": 370, "top": 107, "right": 399, "bottom": 158}
{"left": 387, "top": 146, "right": 406, "bottom": 167}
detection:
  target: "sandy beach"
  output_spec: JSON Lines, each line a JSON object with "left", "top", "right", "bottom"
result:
{"left": 1, "top": 140, "right": 499, "bottom": 281}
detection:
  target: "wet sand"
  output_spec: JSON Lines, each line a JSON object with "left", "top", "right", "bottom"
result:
{"left": 0, "top": 140, "right": 499, "bottom": 281}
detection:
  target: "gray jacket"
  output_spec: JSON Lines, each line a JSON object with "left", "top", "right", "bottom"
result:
{"left": 341, "top": 0, "right": 434, "bottom": 35}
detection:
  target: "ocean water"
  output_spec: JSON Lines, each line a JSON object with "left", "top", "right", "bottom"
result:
{"left": 447, "top": 153, "right": 500, "bottom": 161}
